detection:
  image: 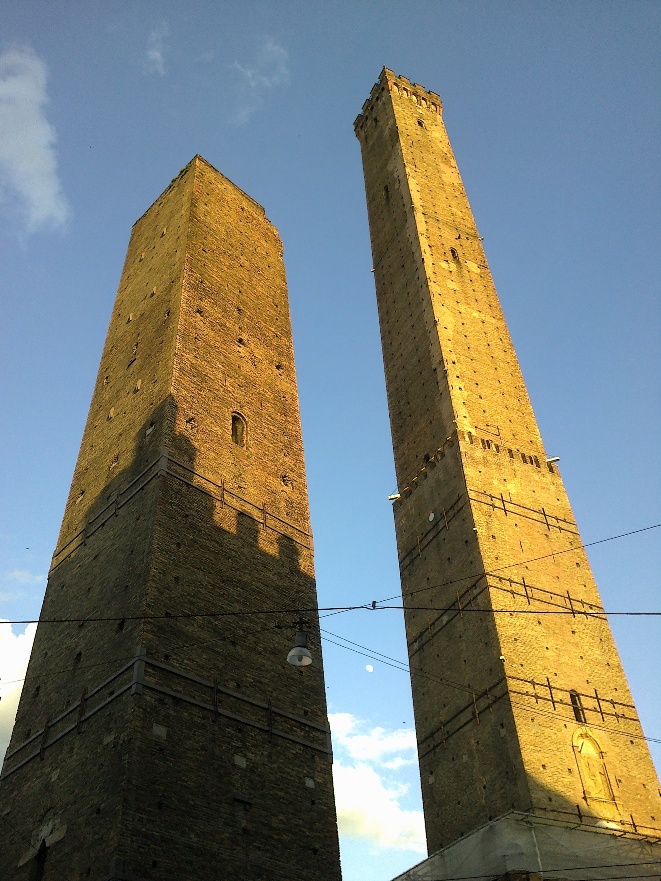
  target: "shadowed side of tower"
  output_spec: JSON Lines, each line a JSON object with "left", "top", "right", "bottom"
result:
{"left": 0, "top": 157, "right": 342, "bottom": 881}
{"left": 355, "top": 69, "right": 660, "bottom": 873}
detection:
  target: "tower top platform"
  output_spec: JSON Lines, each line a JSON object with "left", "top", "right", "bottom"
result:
{"left": 354, "top": 66, "right": 442, "bottom": 133}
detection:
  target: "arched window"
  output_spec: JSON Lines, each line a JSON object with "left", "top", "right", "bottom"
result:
{"left": 231, "top": 413, "right": 247, "bottom": 448}
{"left": 570, "top": 690, "right": 587, "bottom": 724}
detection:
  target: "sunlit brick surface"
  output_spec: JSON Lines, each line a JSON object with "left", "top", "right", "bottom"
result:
{"left": 356, "top": 69, "right": 660, "bottom": 854}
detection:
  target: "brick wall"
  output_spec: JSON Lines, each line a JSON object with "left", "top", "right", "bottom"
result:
{"left": 356, "top": 68, "right": 660, "bottom": 853}
{"left": 0, "top": 157, "right": 341, "bottom": 881}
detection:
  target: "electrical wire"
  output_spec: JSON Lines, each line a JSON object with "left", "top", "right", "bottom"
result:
{"left": 1, "top": 603, "right": 659, "bottom": 626}
{"left": 5, "top": 620, "right": 659, "bottom": 748}
{"left": 420, "top": 863, "right": 661, "bottom": 881}
{"left": 0, "top": 604, "right": 365, "bottom": 625}
{"left": 2, "top": 522, "right": 658, "bottom": 626}
{"left": 375, "top": 523, "right": 661, "bottom": 605}
{"left": 377, "top": 605, "right": 661, "bottom": 616}
{"left": 319, "top": 628, "right": 661, "bottom": 746}
{"left": 2, "top": 523, "right": 659, "bottom": 754}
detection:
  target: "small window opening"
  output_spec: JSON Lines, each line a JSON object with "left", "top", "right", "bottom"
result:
{"left": 417, "top": 118, "right": 425, "bottom": 128}
{"left": 383, "top": 185, "right": 390, "bottom": 203}
{"left": 570, "top": 690, "right": 586, "bottom": 724}
{"left": 450, "top": 247, "right": 459, "bottom": 260}
{"left": 231, "top": 413, "right": 247, "bottom": 448}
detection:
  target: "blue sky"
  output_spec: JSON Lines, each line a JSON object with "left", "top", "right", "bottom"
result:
{"left": 0, "top": 3, "right": 659, "bottom": 879}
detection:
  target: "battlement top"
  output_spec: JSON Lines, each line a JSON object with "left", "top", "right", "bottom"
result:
{"left": 354, "top": 67, "right": 442, "bottom": 133}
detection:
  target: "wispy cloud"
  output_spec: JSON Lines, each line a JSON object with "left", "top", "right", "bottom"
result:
{"left": 329, "top": 713, "right": 426, "bottom": 854}
{"left": 144, "top": 22, "right": 169, "bottom": 77}
{"left": 0, "top": 622, "right": 37, "bottom": 762}
{"left": 5, "top": 568, "right": 45, "bottom": 585}
{"left": 232, "top": 38, "right": 289, "bottom": 125}
{"left": 0, "top": 45, "right": 70, "bottom": 234}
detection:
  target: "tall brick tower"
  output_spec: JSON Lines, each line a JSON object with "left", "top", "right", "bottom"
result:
{"left": 355, "top": 69, "right": 661, "bottom": 876}
{"left": 0, "top": 157, "right": 342, "bottom": 881}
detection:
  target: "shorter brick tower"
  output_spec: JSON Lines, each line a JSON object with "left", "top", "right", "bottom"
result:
{"left": 0, "top": 157, "right": 342, "bottom": 881}
{"left": 355, "top": 68, "right": 661, "bottom": 878}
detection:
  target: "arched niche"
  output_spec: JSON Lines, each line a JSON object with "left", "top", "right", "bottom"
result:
{"left": 231, "top": 412, "right": 247, "bottom": 448}
{"left": 572, "top": 728, "right": 619, "bottom": 819}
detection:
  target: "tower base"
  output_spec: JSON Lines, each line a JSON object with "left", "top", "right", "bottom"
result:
{"left": 391, "top": 812, "right": 661, "bottom": 881}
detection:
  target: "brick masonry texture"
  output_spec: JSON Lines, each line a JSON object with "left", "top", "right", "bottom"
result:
{"left": 355, "top": 69, "right": 661, "bottom": 854}
{"left": 0, "top": 157, "right": 342, "bottom": 881}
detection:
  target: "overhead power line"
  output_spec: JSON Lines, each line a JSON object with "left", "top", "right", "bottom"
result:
{"left": 376, "top": 606, "right": 661, "bottom": 616}
{"left": 421, "top": 862, "right": 661, "bottom": 881}
{"left": 320, "top": 628, "right": 661, "bottom": 746}
{"left": 1, "top": 604, "right": 659, "bottom": 626}
{"left": 3, "top": 618, "right": 660, "bottom": 748}
{"left": 375, "top": 523, "right": 661, "bottom": 605}
{"left": 2, "top": 522, "right": 657, "bottom": 626}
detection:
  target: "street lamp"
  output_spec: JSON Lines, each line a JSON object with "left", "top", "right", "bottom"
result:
{"left": 287, "top": 624, "right": 312, "bottom": 667}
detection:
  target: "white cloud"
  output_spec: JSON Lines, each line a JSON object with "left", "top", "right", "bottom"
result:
{"left": 330, "top": 711, "right": 418, "bottom": 763}
{"left": 6, "top": 569, "right": 45, "bottom": 585}
{"left": 333, "top": 760, "right": 426, "bottom": 853}
{"left": 0, "top": 622, "right": 36, "bottom": 762}
{"left": 0, "top": 45, "right": 70, "bottom": 233}
{"left": 383, "top": 755, "right": 417, "bottom": 771}
{"left": 232, "top": 38, "right": 289, "bottom": 125}
{"left": 144, "top": 23, "right": 169, "bottom": 76}
{"left": 329, "top": 713, "right": 426, "bottom": 854}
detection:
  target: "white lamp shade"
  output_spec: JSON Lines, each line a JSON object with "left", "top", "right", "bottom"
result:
{"left": 287, "top": 646, "right": 313, "bottom": 667}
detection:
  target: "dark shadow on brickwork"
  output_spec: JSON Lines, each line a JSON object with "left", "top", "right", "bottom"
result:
{"left": 0, "top": 395, "right": 339, "bottom": 881}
